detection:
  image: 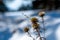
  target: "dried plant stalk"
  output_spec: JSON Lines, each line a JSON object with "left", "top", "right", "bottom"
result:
{"left": 27, "top": 32, "right": 35, "bottom": 40}
{"left": 36, "top": 28, "right": 42, "bottom": 40}
{"left": 23, "top": 11, "right": 47, "bottom": 40}
{"left": 42, "top": 17, "right": 45, "bottom": 39}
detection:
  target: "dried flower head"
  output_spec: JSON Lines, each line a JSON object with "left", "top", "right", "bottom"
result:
{"left": 38, "top": 11, "right": 45, "bottom": 17}
{"left": 31, "top": 17, "right": 38, "bottom": 23}
{"left": 24, "top": 27, "right": 29, "bottom": 32}
{"left": 32, "top": 23, "right": 39, "bottom": 29}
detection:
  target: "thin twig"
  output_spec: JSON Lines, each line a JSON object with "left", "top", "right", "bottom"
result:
{"left": 36, "top": 29, "right": 42, "bottom": 40}
{"left": 22, "top": 13, "right": 30, "bottom": 18}
{"left": 27, "top": 32, "right": 35, "bottom": 40}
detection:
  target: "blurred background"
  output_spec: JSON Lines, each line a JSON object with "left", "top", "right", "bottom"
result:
{"left": 0, "top": 0, "right": 60, "bottom": 40}
{"left": 0, "top": 0, "right": 60, "bottom": 12}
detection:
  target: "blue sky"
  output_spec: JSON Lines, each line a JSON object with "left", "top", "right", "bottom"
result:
{"left": 0, "top": 10, "right": 60, "bottom": 40}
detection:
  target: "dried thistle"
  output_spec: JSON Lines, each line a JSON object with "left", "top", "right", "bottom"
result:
{"left": 38, "top": 11, "right": 45, "bottom": 17}
{"left": 31, "top": 17, "right": 38, "bottom": 23}
{"left": 24, "top": 27, "right": 35, "bottom": 40}
{"left": 24, "top": 27, "right": 29, "bottom": 32}
{"left": 32, "top": 23, "right": 39, "bottom": 29}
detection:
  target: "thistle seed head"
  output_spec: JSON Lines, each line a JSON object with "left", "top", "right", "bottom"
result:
{"left": 24, "top": 27, "right": 29, "bottom": 32}
{"left": 31, "top": 17, "right": 38, "bottom": 23}
{"left": 38, "top": 11, "right": 45, "bottom": 17}
{"left": 32, "top": 23, "right": 39, "bottom": 29}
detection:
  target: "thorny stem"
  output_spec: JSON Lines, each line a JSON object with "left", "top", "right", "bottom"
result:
{"left": 42, "top": 17, "right": 46, "bottom": 40}
{"left": 27, "top": 32, "right": 35, "bottom": 40}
